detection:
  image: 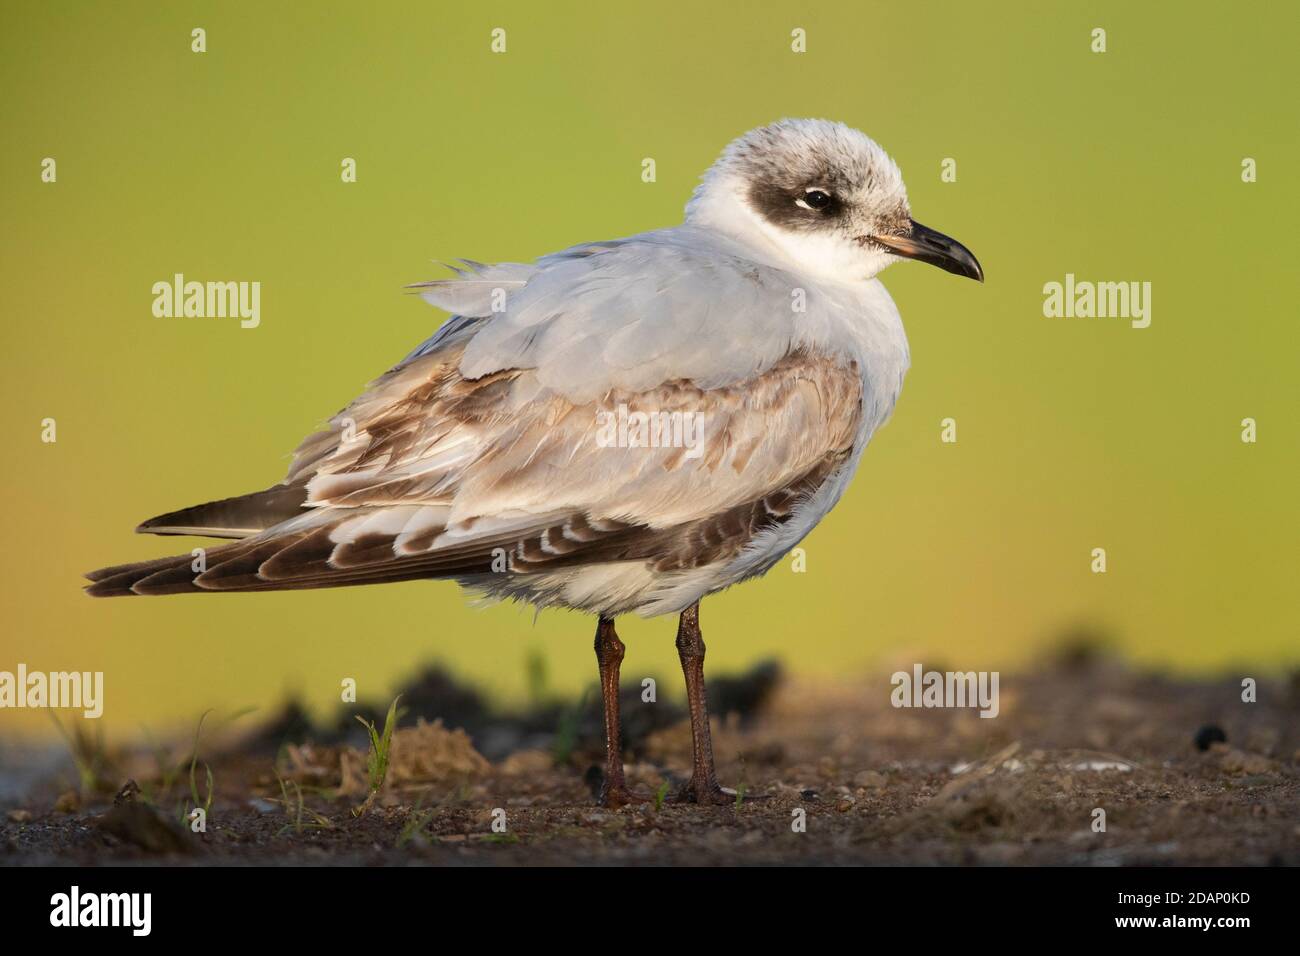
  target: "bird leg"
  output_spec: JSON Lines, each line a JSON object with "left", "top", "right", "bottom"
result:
{"left": 594, "top": 616, "right": 649, "bottom": 807}
{"left": 673, "top": 602, "right": 738, "bottom": 805}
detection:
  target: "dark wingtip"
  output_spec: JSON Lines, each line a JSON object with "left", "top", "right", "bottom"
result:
{"left": 135, "top": 510, "right": 184, "bottom": 534}
{"left": 84, "top": 581, "right": 134, "bottom": 598}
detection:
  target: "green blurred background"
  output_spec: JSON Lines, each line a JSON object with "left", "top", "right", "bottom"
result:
{"left": 2, "top": 1, "right": 1296, "bottom": 739}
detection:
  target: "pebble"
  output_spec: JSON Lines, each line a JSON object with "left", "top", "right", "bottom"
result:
{"left": 53, "top": 790, "right": 80, "bottom": 814}
{"left": 1194, "top": 724, "right": 1227, "bottom": 751}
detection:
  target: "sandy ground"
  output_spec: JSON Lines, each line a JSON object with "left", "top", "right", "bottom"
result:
{"left": 1, "top": 651, "right": 1297, "bottom": 866}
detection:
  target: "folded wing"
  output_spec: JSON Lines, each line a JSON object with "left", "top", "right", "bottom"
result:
{"left": 86, "top": 236, "right": 865, "bottom": 597}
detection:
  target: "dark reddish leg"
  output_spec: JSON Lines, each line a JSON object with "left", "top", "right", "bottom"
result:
{"left": 594, "top": 616, "right": 650, "bottom": 807}
{"left": 674, "top": 602, "right": 739, "bottom": 805}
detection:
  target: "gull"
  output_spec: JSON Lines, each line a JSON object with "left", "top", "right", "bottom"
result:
{"left": 86, "top": 119, "right": 982, "bottom": 806}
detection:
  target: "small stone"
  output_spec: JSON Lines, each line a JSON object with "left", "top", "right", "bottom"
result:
{"left": 1194, "top": 725, "right": 1227, "bottom": 751}
{"left": 835, "top": 797, "right": 854, "bottom": 812}
{"left": 114, "top": 780, "right": 141, "bottom": 805}
{"left": 853, "top": 770, "right": 886, "bottom": 789}
{"left": 54, "top": 790, "right": 80, "bottom": 814}
{"left": 96, "top": 801, "right": 195, "bottom": 855}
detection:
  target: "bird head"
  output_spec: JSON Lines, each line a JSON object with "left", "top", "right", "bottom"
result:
{"left": 686, "top": 118, "right": 982, "bottom": 284}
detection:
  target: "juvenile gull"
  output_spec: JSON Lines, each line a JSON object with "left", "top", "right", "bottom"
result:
{"left": 86, "top": 119, "right": 982, "bottom": 806}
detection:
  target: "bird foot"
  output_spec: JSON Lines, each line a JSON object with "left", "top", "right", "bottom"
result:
{"left": 674, "top": 779, "right": 767, "bottom": 806}
{"left": 598, "top": 783, "right": 655, "bottom": 809}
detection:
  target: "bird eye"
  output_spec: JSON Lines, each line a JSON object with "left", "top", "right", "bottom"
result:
{"left": 799, "top": 189, "right": 832, "bottom": 210}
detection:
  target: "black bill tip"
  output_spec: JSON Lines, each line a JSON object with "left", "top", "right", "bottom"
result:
{"left": 871, "top": 219, "right": 983, "bottom": 282}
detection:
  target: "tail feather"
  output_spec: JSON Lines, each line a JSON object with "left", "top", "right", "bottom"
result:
{"left": 82, "top": 538, "right": 458, "bottom": 597}
{"left": 85, "top": 502, "right": 660, "bottom": 599}
{"left": 85, "top": 540, "right": 247, "bottom": 596}
{"left": 81, "top": 510, "right": 533, "bottom": 598}
{"left": 130, "top": 562, "right": 213, "bottom": 595}
{"left": 84, "top": 509, "right": 474, "bottom": 597}
{"left": 84, "top": 551, "right": 201, "bottom": 583}
{"left": 193, "top": 534, "right": 315, "bottom": 590}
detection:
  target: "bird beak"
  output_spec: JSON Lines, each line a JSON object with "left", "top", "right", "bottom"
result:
{"left": 870, "top": 219, "right": 984, "bottom": 282}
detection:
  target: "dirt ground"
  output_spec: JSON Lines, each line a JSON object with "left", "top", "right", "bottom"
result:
{"left": 2, "top": 650, "right": 1297, "bottom": 866}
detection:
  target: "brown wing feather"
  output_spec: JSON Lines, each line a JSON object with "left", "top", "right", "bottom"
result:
{"left": 86, "top": 340, "right": 863, "bottom": 598}
{"left": 85, "top": 449, "right": 847, "bottom": 597}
